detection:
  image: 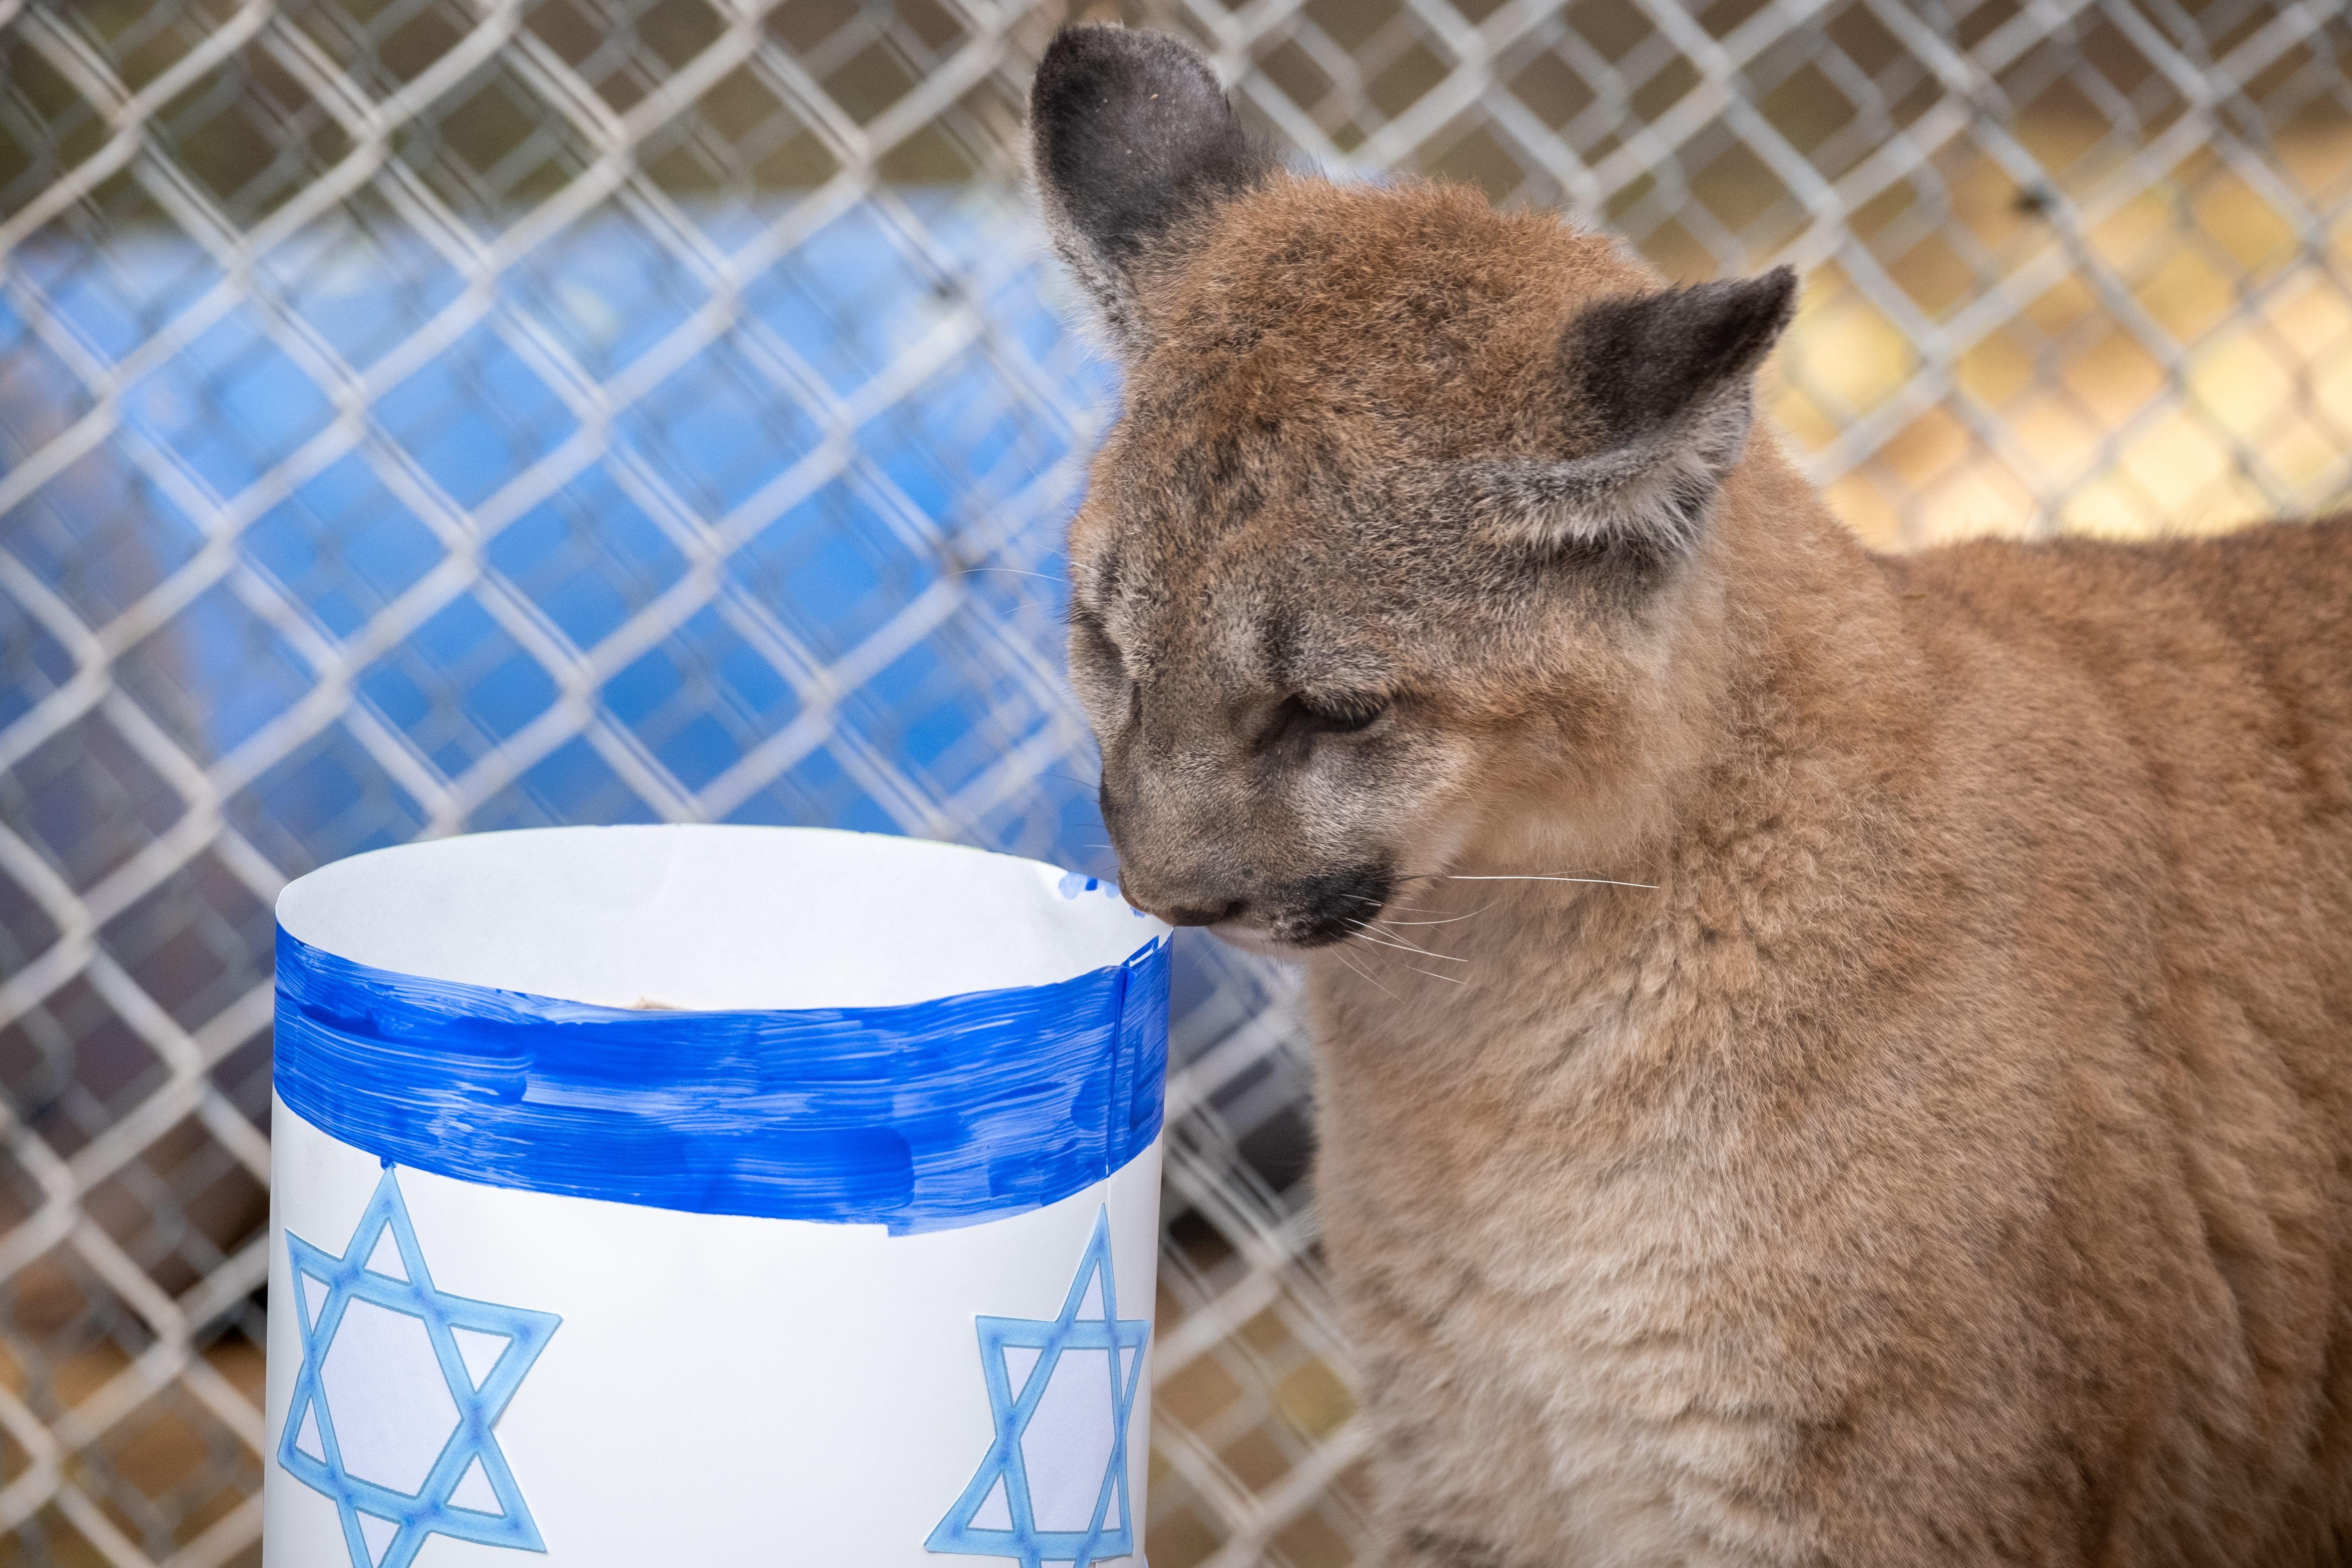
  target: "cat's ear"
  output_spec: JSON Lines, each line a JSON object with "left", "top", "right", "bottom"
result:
{"left": 1475, "top": 268, "right": 1799, "bottom": 561}
{"left": 1029, "top": 24, "right": 1276, "bottom": 353}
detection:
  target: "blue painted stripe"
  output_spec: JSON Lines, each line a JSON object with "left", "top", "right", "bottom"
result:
{"left": 272, "top": 926, "right": 1169, "bottom": 1235}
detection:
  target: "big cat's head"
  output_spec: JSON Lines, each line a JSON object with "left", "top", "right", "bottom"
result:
{"left": 1033, "top": 26, "right": 1791, "bottom": 951}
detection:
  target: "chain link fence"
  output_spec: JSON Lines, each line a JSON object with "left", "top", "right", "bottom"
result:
{"left": 0, "top": 0, "right": 2347, "bottom": 1564}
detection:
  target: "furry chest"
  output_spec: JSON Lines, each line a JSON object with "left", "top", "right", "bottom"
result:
{"left": 1314, "top": 1061, "right": 1825, "bottom": 1563}
{"left": 1324, "top": 1174, "right": 1811, "bottom": 1564}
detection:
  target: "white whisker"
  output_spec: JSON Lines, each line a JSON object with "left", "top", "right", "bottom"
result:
{"left": 1338, "top": 893, "right": 1446, "bottom": 914}
{"left": 1330, "top": 943, "right": 1400, "bottom": 1001}
{"left": 1376, "top": 902, "right": 1497, "bottom": 926}
{"left": 957, "top": 566, "right": 1066, "bottom": 585}
{"left": 1345, "top": 922, "right": 1469, "bottom": 963}
{"left": 1339, "top": 928, "right": 1462, "bottom": 985}
{"left": 1365, "top": 921, "right": 1457, "bottom": 961}
{"left": 1402, "top": 872, "right": 1660, "bottom": 891}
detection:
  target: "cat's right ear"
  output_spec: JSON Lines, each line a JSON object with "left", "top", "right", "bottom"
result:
{"left": 1470, "top": 269, "right": 1798, "bottom": 565}
{"left": 1029, "top": 25, "right": 1276, "bottom": 354}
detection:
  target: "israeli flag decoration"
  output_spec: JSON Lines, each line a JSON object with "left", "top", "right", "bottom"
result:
{"left": 264, "top": 826, "right": 1170, "bottom": 1567}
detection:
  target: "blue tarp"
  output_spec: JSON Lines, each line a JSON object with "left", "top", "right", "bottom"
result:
{"left": 0, "top": 191, "right": 1118, "bottom": 876}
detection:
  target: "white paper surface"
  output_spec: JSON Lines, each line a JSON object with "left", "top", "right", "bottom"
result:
{"left": 265, "top": 1101, "right": 1161, "bottom": 1566}
{"left": 275, "top": 825, "right": 1158, "bottom": 1010}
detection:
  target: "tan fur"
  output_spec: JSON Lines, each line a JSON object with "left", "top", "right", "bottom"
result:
{"left": 1055, "top": 159, "right": 2352, "bottom": 1562}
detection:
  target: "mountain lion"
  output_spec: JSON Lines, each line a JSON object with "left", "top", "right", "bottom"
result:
{"left": 1030, "top": 23, "right": 2352, "bottom": 1565}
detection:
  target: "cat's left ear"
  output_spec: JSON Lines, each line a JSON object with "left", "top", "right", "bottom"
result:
{"left": 1029, "top": 25, "right": 1277, "bottom": 354}
{"left": 1476, "top": 267, "right": 1799, "bottom": 561}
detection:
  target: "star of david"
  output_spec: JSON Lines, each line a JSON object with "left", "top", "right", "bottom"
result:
{"left": 280, "top": 1166, "right": 561, "bottom": 1568}
{"left": 928, "top": 1207, "right": 1151, "bottom": 1568}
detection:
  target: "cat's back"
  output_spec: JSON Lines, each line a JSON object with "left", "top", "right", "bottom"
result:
{"left": 1883, "top": 515, "right": 2352, "bottom": 1032}
{"left": 1888, "top": 516, "right": 2352, "bottom": 834}
{"left": 1760, "top": 517, "right": 2352, "bottom": 1566}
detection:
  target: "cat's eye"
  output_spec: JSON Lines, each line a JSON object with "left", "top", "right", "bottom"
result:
{"left": 1070, "top": 612, "right": 1130, "bottom": 680}
{"left": 1304, "top": 694, "right": 1386, "bottom": 733}
{"left": 1263, "top": 692, "right": 1388, "bottom": 752}
{"left": 1068, "top": 611, "right": 1138, "bottom": 721}
{"left": 1070, "top": 610, "right": 1117, "bottom": 660}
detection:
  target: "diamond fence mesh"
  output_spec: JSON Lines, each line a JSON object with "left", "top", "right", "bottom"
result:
{"left": 0, "top": 0, "right": 2348, "bottom": 1564}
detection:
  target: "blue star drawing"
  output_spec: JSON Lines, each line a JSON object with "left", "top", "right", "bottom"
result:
{"left": 279, "top": 1166, "right": 561, "bottom": 1568}
{"left": 928, "top": 1207, "right": 1151, "bottom": 1567}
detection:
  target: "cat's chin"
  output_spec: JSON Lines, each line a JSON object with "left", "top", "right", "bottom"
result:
{"left": 1208, "top": 919, "right": 1308, "bottom": 963}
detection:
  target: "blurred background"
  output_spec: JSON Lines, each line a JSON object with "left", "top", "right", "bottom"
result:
{"left": 0, "top": 0, "right": 2347, "bottom": 1563}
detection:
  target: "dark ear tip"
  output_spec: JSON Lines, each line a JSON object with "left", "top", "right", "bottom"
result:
{"left": 1713, "top": 265, "right": 1799, "bottom": 361}
{"left": 1030, "top": 24, "right": 1109, "bottom": 114}
{"left": 1032, "top": 23, "right": 1219, "bottom": 111}
{"left": 1034, "top": 21, "right": 1131, "bottom": 80}
{"left": 1725, "top": 265, "right": 1798, "bottom": 336}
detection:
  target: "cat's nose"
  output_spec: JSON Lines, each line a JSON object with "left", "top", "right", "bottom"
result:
{"left": 1125, "top": 893, "right": 1246, "bottom": 927}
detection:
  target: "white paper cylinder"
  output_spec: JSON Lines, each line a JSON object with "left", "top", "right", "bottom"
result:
{"left": 263, "top": 825, "right": 1170, "bottom": 1568}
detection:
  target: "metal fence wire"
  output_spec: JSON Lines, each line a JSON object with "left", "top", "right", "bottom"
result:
{"left": 0, "top": 0, "right": 2349, "bottom": 1563}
